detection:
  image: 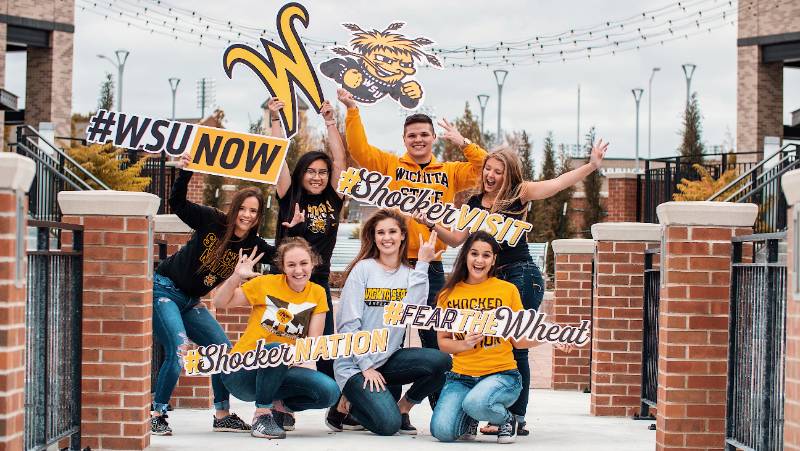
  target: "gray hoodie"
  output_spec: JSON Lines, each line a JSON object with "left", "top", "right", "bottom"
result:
{"left": 333, "top": 258, "right": 429, "bottom": 390}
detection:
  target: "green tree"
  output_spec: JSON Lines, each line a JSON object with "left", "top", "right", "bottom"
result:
{"left": 581, "top": 126, "right": 604, "bottom": 237}
{"left": 98, "top": 72, "right": 114, "bottom": 111}
{"left": 679, "top": 92, "right": 705, "bottom": 166}
{"left": 530, "top": 132, "right": 557, "bottom": 243}
{"left": 434, "top": 102, "right": 484, "bottom": 162}
{"left": 67, "top": 143, "right": 150, "bottom": 191}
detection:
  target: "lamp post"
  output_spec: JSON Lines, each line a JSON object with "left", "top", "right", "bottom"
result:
{"left": 493, "top": 69, "right": 508, "bottom": 144}
{"left": 168, "top": 78, "right": 180, "bottom": 121}
{"left": 97, "top": 49, "right": 130, "bottom": 111}
{"left": 632, "top": 88, "right": 644, "bottom": 171}
{"left": 681, "top": 63, "right": 696, "bottom": 107}
{"left": 477, "top": 94, "right": 489, "bottom": 136}
{"left": 647, "top": 67, "right": 660, "bottom": 159}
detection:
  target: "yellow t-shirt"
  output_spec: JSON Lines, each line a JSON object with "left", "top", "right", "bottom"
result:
{"left": 437, "top": 277, "right": 523, "bottom": 377}
{"left": 231, "top": 274, "right": 328, "bottom": 354}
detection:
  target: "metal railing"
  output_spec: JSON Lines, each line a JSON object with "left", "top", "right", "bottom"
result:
{"left": 637, "top": 151, "right": 762, "bottom": 224}
{"left": 122, "top": 150, "right": 176, "bottom": 214}
{"left": 11, "top": 126, "right": 110, "bottom": 221}
{"left": 708, "top": 144, "right": 799, "bottom": 233}
{"left": 24, "top": 220, "right": 84, "bottom": 451}
{"left": 725, "top": 232, "right": 787, "bottom": 451}
{"left": 636, "top": 247, "right": 660, "bottom": 423}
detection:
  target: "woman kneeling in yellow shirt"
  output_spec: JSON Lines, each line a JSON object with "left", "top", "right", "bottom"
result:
{"left": 430, "top": 231, "right": 543, "bottom": 444}
{"left": 212, "top": 238, "right": 339, "bottom": 440}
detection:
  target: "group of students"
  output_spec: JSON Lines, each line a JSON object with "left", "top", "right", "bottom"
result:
{"left": 150, "top": 88, "right": 608, "bottom": 443}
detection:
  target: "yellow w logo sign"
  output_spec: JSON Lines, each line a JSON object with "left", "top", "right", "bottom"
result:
{"left": 222, "top": 2, "right": 324, "bottom": 138}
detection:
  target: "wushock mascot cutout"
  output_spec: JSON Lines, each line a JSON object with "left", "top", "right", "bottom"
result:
{"left": 320, "top": 22, "right": 442, "bottom": 109}
{"left": 222, "top": 2, "right": 324, "bottom": 139}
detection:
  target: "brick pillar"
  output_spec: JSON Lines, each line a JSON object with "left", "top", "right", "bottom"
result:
{"left": 551, "top": 239, "right": 594, "bottom": 392}
{"left": 59, "top": 191, "right": 160, "bottom": 450}
{"left": 153, "top": 214, "right": 213, "bottom": 409}
{"left": 783, "top": 169, "right": 800, "bottom": 450}
{"left": 0, "top": 154, "right": 35, "bottom": 451}
{"left": 606, "top": 173, "right": 639, "bottom": 223}
{"left": 655, "top": 201, "right": 757, "bottom": 450}
{"left": 25, "top": 30, "right": 73, "bottom": 138}
{"left": 0, "top": 23, "right": 7, "bottom": 150}
{"left": 736, "top": 44, "right": 783, "bottom": 155}
{"left": 590, "top": 222, "right": 661, "bottom": 416}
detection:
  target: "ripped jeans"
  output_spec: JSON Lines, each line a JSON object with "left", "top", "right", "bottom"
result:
{"left": 152, "top": 274, "right": 232, "bottom": 414}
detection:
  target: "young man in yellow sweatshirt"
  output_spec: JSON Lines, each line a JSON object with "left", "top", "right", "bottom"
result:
{"left": 336, "top": 88, "right": 488, "bottom": 356}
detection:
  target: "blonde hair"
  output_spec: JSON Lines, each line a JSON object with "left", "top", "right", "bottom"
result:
{"left": 479, "top": 147, "right": 528, "bottom": 215}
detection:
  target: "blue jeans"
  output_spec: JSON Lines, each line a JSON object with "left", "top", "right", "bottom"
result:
{"left": 415, "top": 260, "right": 445, "bottom": 407}
{"left": 430, "top": 370, "right": 522, "bottom": 442}
{"left": 311, "top": 273, "right": 335, "bottom": 379}
{"left": 342, "top": 347, "right": 452, "bottom": 436}
{"left": 222, "top": 363, "right": 339, "bottom": 411}
{"left": 496, "top": 259, "right": 545, "bottom": 419}
{"left": 152, "top": 274, "right": 232, "bottom": 414}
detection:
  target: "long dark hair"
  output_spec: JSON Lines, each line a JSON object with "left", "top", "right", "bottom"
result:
{"left": 343, "top": 209, "right": 410, "bottom": 281}
{"left": 275, "top": 151, "right": 339, "bottom": 245}
{"left": 439, "top": 231, "right": 501, "bottom": 301}
{"left": 209, "top": 187, "right": 264, "bottom": 265}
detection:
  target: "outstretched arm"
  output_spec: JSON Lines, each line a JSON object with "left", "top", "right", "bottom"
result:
{"left": 521, "top": 139, "right": 608, "bottom": 202}
{"left": 438, "top": 118, "right": 488, "bottom": 190}
{"left": 321, "top": 101, "right": 347, "bottom": 197}
{"left": 263, "top": 98, "right": 292, "bottom": 199}
{"left": 339, "top": 89, "right": 395, "bottom": 174}
{"left": 169, "top": 153, "right": 220, "bottom": 229}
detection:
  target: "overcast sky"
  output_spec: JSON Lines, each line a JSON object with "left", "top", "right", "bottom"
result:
{"left": 8, "top": 0, "right": 799, "bottom": 171}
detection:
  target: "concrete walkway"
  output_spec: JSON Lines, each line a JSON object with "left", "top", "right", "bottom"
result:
{"left": 150, "top": 389, "right": 655, "bottom": 450}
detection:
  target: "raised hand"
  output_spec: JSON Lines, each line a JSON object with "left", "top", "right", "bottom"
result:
{"left": 176, "top": 152, "right": 191, "bottom": 169}
{"left": 437, "top": 118, "right": 467, "bottom": 147}
{"left": 267, "top": 97, "right": 285, "bottom": 113}
{"left": 411, "top": 209, "right": 433, "bottom": 228}
{"left": 417, "top": 231, "right": 444, "bottom": 263}
{"left": 337, "top": 88, "right": 357, "bottom": 109}
{"left": 589, "top": 139, "right": 609, "bottom": 170}
{"left": 235, "top": 247, "right": 264, "bottom": 281}
{"left": 281, "top": 203, "right": 305, "bottom": 228}
{"left": 320, "top": 101, "right": 336, "bottom": 123}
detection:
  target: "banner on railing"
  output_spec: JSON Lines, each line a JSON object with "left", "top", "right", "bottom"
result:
{"left": 85, "top": 110, "right": 290, "bottom": 184}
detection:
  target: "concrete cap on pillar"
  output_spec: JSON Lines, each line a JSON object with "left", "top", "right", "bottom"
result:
{"left": 154, "top": 214, "right": 193, "bottom": 233}
{"left": 58, "top": 191, "right": 161, "bottom": 216}
{"left": 591, "top": 222, "right": 662, "bottom": 241}
{"left": 656, "top": 201, "right": 758, "bottom": 227}
{"left": 782, "top": 168, "right": 800, "bottom": 205}
{"left": 0, "top": 153, "right": 36, "bottom": 192}
{"left": 605, "top": 172, "right": 639, "bottom": 179}
{"left": 552, "top": 239, "right": 595, "bottom": 254}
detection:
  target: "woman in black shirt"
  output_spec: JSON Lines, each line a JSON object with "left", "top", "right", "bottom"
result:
{"left": 151, "top": 154, "right": 275, "bottom": 436}
{"left": 267, "top": 97, "right": 346, "bottom": 381}
{"left": 416, "top": 141, "right": 607, "bottom": 435}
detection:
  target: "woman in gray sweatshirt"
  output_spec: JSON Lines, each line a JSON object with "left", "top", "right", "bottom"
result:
{"left": 326, "top": 209, "right": 452, "bottom": 436}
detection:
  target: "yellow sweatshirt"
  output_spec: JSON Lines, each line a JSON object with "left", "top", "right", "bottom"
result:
{"left": 345, "top": 108, "right": 487, "bottom": 259}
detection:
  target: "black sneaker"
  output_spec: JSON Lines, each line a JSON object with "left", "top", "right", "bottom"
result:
{"left": 517, "top": 420, "right": 530, "bottom": 437}
{"left": 399, "top": 413, "right": 417, "bottom": 435}
{"left": 213, "top": 413, "right": 251, "bottom": 433}
{"left": 325, "top": 406, "right": 346, "bottom": 432}
{"left": 273, "top": 411, "right": 295, "bottom": 431}
{"left": 497, "top": 417, "right": 517, "bottom": 444}
{"left": 460, "top": 417, "right": 478, "bottom": 441}
{"left": 251, "top": 413, "right": 286, "bottom": 439}
{"left": 342, "top": 414, "right": 365, "bottom": 431}
{"left": 151, "top": 414, "right": 172, "bottom": 436}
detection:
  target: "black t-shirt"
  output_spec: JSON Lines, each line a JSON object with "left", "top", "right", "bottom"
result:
{"left": 155, "top": 170, "right": 276, "bottom": 298}
{"left": 466, "top": 194, "right": 530, "bottom": 268}
{"left": 276, "top": 191, "right": 343, "bottom": 276}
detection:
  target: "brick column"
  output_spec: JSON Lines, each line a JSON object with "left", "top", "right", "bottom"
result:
{"left": 736, "top": 44, "right": 783, "bottom": 155}
{"left": 0, "top": 23, "right": 7, "bottom": 150}
{"left": 0, "top": 154, "right": 35, "bottom": 451}
{"left": 590, "top": 222, "right": 661, "bottom": 416}
{"left": 59, "top": 191, "right": 160, "bottom": 450}
{"left": 783, "top": 169, "right": 800, "bottom": 450}
{"left": 655, "top": 201, "right": 757, "bottom": 450}
{"left": 25, "top": 30, "right": 73, "bottom": 138}
{"left": 153, "top": 214, "right": 213, "bottom": 409}
{"left": 606, "top": 173, "right": 639, "bottom": 223}
{"left": 551, "top": 239, "right": 594, "bottom": 392}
